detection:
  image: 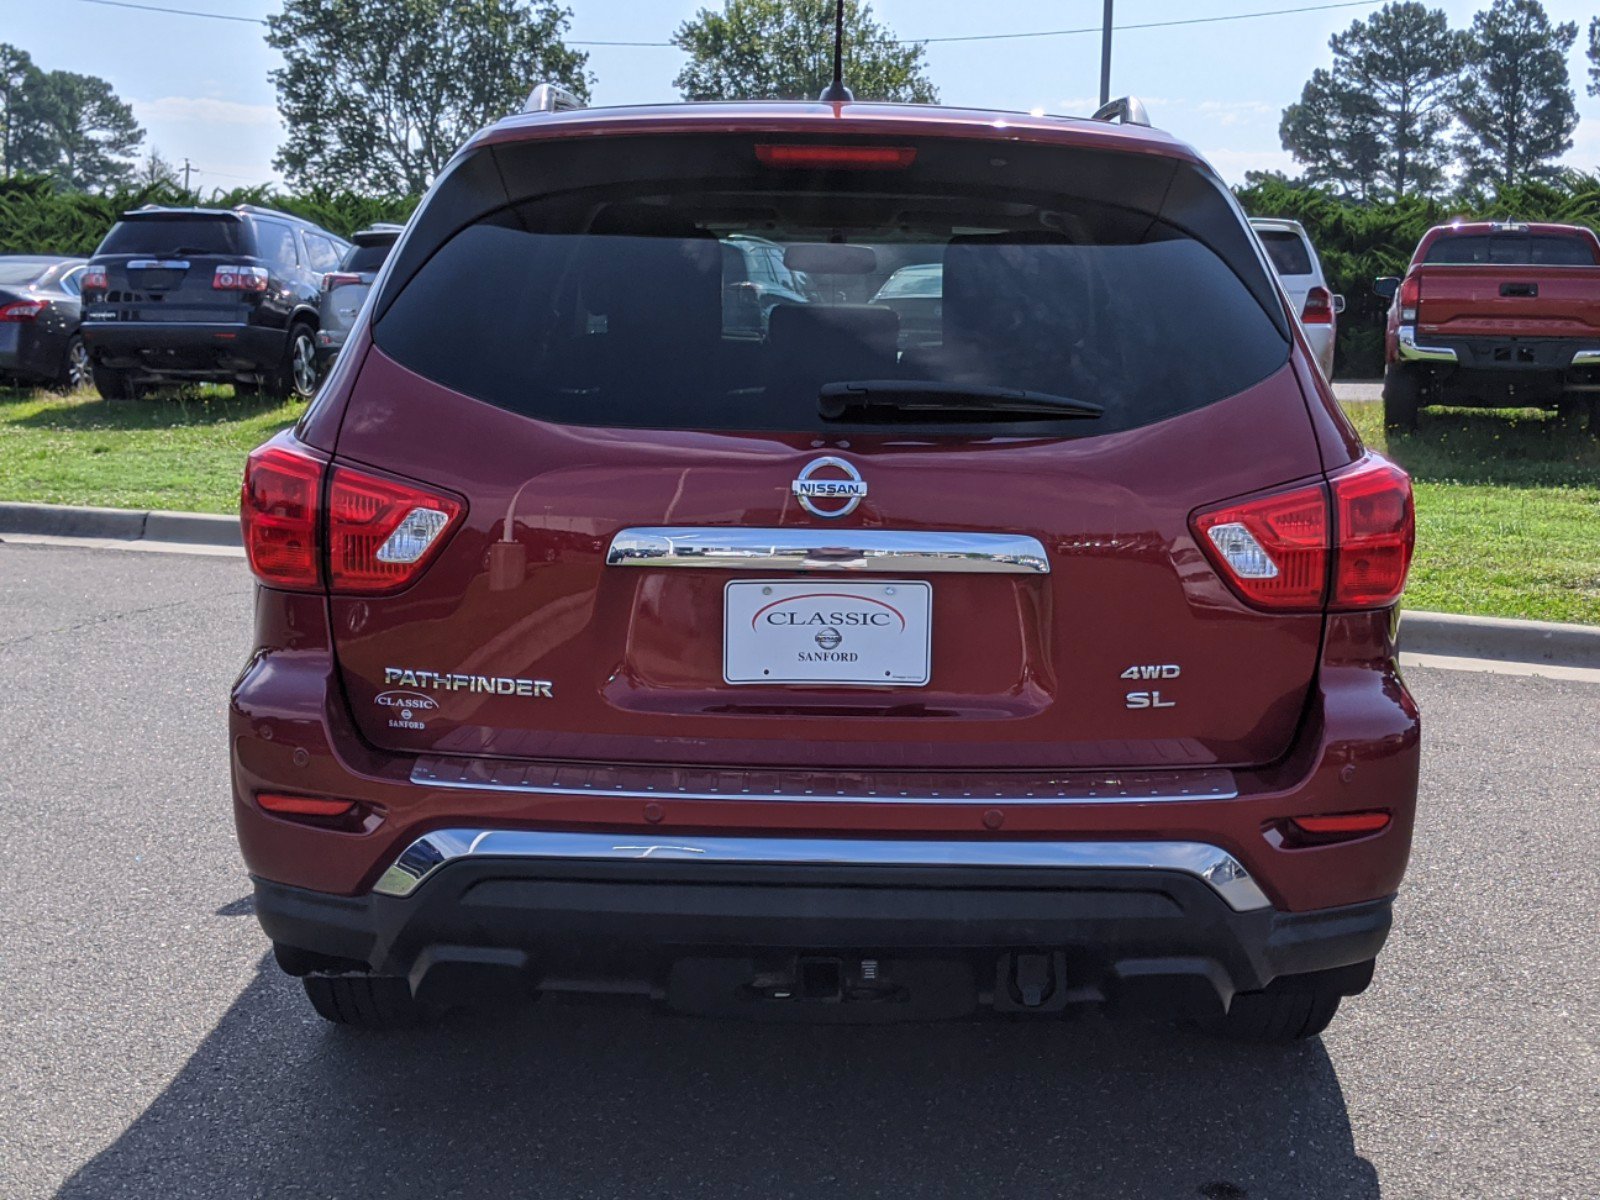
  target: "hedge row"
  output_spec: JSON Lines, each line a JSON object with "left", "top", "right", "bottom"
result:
{"left": 9, "top": 171, "right": 1600, "bottom": 378}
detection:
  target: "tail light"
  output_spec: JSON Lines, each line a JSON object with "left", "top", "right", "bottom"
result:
{"left": 1191, "top": 453, "right": 1413, "bottom": 612}
{"left": 755, "top": 144, "right": 917, "bottom": 170}
{"left": 0, "top": 299, "right": 46, "bottom": 322}
{"left": 322, "top": 272, "right": 362, "bottom": 291}
{"left": 1301, "top": 286, "right": 1335, "bottom": 325}
{"left": 241, "top": 439, "right": 464, "bottom": 594}
{"left": 1398, "top": 275, "right": 1420, "bottom": 323}
{"left": 214, "top": 265, "right": 270, "bottom": 292}
{"left": 82, "top": 266, "right": 108, "bottom": 292}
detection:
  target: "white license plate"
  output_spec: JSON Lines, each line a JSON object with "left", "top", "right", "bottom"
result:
{"left": 724, "top": 580, "right": 931, "bottom": 686}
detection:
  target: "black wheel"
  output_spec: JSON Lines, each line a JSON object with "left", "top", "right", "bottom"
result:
{"left": 302, "top": 974, "right": 421, "bottom": 1029}
{"left": 1382, "top": 364, "right": 1421, "bottom": 432}
{"left": 1203, "top": 986, "right": 1342, "bottom": 1043}
{"left": 266, "top": 322, "right": 319, "bottom": 400}
{"left": 91, "top": 363, "right": 138, "bottom": 401}
{"left": 56, "top": 334, "right": 92, "bottom": 392}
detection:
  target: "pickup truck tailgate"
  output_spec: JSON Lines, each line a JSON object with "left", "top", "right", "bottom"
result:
{"left": 1417, "top": 266, "right": 1600, "bottom": 338}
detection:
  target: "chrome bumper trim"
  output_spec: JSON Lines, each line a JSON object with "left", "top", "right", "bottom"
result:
{"left": 606, "top": 527, "right": 1050, "bottom": 574}
{"left": 410, "top": 758, "right": 1238, "bottom": 806}
{"left": 372, "top": 830, "right": 1273, "bottom": 912}
{"left": 1569, "top": 348, "right": 1600, "bottom": 365}
{"left": 1395, "top": 326, "right": 1457, "bottom": 363}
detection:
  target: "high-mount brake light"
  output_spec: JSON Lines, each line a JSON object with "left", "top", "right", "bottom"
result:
{"left": 1398, "top": 274, "right": 1420, "bottom": 323}
{"left": 241, "top": 440, "right": 464, "bottom": 595}
{"left": 1190, "top": 453, "right": 1413, "bottom": 612}
{"left": 0, "top": 299, "right": 46, "bottom": 322}
{"left": 755, "top": 144, "right": 917, "bottom": 170}
{"left": 82, "top": 266, "right": 108, "bottom": 291}
{"left": 1302, "top": 286, "right": 1335, "bottom": 325}
{"left": 214, "top": 264, "right": 270, "bottom": 293}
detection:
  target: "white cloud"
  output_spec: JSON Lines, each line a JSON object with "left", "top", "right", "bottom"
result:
{"left": 132, "top": 96, "right": 281, "bottom": 128}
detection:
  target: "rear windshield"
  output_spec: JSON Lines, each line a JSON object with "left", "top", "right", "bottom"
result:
{"left": 344, "top": 241, "right": 395, "bottom": 273}
{"left": 97, "top": 216, "right": 243, "bottom": 257}
{"left": 0, "top": 260, "right": 49, "bottom": 286}
{"left": 1257, "top": 229, "right": 1313, "bottom": 276}
{"left": 1424, "top": 233, "right": 1596, "bottom": 266}
{"left": 375, "top": 137, "right": 1287, "bottom": 435}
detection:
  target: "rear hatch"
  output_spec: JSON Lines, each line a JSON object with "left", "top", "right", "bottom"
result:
{"left": 1416, "top": 230, "right": 1600, "bottom": 339}
{"left": 88, "top": 211, "right": 255, "bottom": 325}
{"left": 325, "top": 129, "right": 1325, "bottom": 771}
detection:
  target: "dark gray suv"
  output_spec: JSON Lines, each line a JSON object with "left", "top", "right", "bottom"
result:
{"left": 81, "top": 204, "right": 349, "bottom": 400}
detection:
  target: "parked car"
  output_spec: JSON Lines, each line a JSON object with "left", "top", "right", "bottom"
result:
{"left": 316, "top": 223, "right": 404, "bottom": 371}
{"left": 235, "top": 89, "right": 1418, "bottom": 1042}
{"left": 720, "top": 233, "right": 814, "bottom": 335}
{"left": 1250, "top": 218, "right": 1342, "bottom": 379}
{"left": 869, "top": 261, "right": 943, "bottom": 349}
{"left": 0, "top": 255, "right": 89, "bottom": 390}
{"left": 1376, "top": 220, "right": 1600, "bottom": 431}
{"left": 80, "top": 204, "right": 349, "bottom": 400}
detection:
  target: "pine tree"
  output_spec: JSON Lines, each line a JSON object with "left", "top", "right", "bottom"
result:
{"left": 1455, "top": 0, "right": 1578, "bottom": 188}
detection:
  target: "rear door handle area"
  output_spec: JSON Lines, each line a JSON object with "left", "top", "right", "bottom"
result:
{"left": 1500, "top": 282, "right": 1539, "bottom": 297}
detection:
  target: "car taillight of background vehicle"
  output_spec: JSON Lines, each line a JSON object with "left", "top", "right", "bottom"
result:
{"left": 213, "top": 265, "right": 270, "bottom": 293}
{"left": 0, "top": 299, "right": 46, "bottom": 322}
{"left": 1190, "top": 454, "right": 1414, "bottom": 612}
{"left": 1302, "top": 286, "right": 1335, "bottom": 325}
{"left": 241, "top": 441, "right": 464, "bottom": 594}
{"left": 81, "top": 267, "right": 107, "bottom": 292}
{"left": 321, "top": 272, "right": 362, "bottom": 292}
{"left": 1398, "top": 275, "right": 1421, "bottom": 323}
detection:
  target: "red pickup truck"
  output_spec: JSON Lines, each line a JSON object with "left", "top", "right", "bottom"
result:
{"left": 1377, "top": 220, "right": 1600, "bottom": 431}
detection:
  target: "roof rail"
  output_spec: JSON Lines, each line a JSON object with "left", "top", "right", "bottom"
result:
{"left": 1090, "top": 96, "right": 1151, "bottom": 128}
{"left": 524, "top": 82, "right": 584, "bottom": 115}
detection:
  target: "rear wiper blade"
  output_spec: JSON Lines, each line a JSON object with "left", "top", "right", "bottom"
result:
{"left": 819, "top": 380, "right": 1104, "bottom": 420}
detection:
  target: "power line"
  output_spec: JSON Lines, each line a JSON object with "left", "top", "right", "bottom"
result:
{"left": 55, "top": 0, "right": 1385, "bottom": 44}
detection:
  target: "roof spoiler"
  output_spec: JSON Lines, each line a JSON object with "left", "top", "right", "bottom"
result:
{"left": 523, "top": 82, "right": 584, "bottom": 115}
{"left": 1090, "top": 96, "right": 1151, "bottom": 128}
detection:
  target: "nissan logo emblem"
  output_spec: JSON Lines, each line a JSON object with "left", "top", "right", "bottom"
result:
{"left": 792, "top": 456, "right": 867, "bottom": 519}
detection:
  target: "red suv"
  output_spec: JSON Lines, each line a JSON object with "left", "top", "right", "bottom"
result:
{"left": 232, "top": 92, "right": 1419, "bottom": 1041}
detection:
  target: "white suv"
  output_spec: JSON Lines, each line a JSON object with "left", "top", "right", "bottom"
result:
{"left": 1250, "top": 218, "right": 1341, "bottom": 379}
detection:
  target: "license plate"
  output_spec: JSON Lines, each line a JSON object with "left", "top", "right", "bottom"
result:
{"left": 724, "top": 580, "right": 931, "bottom": 686}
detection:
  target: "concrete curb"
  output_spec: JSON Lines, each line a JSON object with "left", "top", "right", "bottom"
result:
{"left": 1, "top": 501, "right": 1596, "bottom": 667}
{"left": 1399, "top": 609, "right": 1600, "bottom": 669}
{"left": 0, "top": 501, "right": 241, "bottom": 548}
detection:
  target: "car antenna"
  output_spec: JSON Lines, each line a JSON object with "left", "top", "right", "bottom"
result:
{"left": 817, "top": 0, "right": 854, "bottom": 102}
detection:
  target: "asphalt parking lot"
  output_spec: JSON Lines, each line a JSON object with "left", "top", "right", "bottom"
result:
{"left": 1, "top": 541, "right": 1595, "bottom": 1200}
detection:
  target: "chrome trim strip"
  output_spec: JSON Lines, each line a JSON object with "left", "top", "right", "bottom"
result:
{"left": 125, "top": 259, "right": 191, "bottom": 270}
{"left": 1569, "top": 348, "right": 1600, "bottom": 365}
{"left": 409, "top": 759, "right": 1238, "bottom": 805}
{"left": 606, "top": 528, "right": 1050, "bottom": 575}
{"left": 373, "top": 829, "right": 1272, "bottom": 911}
{"left": 1396, "top": 325, "right": 1458, "bottom": 363}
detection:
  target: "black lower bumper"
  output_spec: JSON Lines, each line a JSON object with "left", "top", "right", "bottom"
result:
{"left": 254, "top": 860, "right": 1391, "bottom": 1021}
{"left": 84, "top": 322, "right": 284, "bottom": 377}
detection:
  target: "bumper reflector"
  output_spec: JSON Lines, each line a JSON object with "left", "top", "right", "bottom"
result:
{"left": 258, "top": 793, "right": 355, "bottom": 818}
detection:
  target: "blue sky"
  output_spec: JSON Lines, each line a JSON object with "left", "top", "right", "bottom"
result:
{"left": 7, "top": 0, "right": 1600, "bottom": 188}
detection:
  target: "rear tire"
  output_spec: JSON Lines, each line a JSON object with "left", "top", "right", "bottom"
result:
{"left": 91, "top": 363, "right": 138, "bottom": 401}
{"left": 266, "top": 321, "right": 319, "bottom": 401}
{"left": 302, "top": 974, "right": 421, "bottom": 1029}
{"left": 1382, "top": 364, "right": 1421, "bottom": 432}
{"left": 1204, "top": 986, "right": 1343, "bottom": 1043}
{"left": 56, "top": 334, "right": 91, "bottom": 392}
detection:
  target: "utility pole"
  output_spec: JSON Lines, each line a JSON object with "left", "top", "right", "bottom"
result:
{"left": 1099, "top": 0, "right": 1113, "bottom": 107}
{"left": 183, "top": 157, "right": 192, "bottom": 194}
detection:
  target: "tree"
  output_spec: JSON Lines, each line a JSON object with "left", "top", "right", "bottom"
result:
{"left": 672, "top": 0, "right": 937, "bottom": 103}
{"left": 267, "top": 0, "right": 592, "bottom": 194}
{"left": 1280, "top": 3, "right": 1462, "bottom": 199}
{"left": 1455, "top": 0, "right": 1578, "bottom": 188}
{"left": 33, "top": 71, "right": 144, "bottom": 191}
{"left": 137, "top": 147, "right": 182, "bottom": 190}
{"left": 1586, "top": 16, "right": 1600, "bottom": 97}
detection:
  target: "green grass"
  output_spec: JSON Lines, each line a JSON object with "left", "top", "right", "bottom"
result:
{"left": 0, "top": 384, "right": 298, "bottom": 514}
{"left": 1345, "top": 402, "right": 1600, "bottom": 625}
{"left": 1, "top": 383, "right": 1596, "bottom": 624}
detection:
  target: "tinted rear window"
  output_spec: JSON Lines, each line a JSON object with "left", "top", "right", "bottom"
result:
{"left": 1257, "top": 230, "right": 1314, "bottom": 276}
{"left": 344, "top": 241, "right": 394, "bottom": 273}
{"left": 375, "top": 137, "right": 1287, "bottom": 436}
{"left": 97, "top": 216, "right": 243, "bottom": 257}
{"left": 1424, "top": 233, "right": 1596, "bottom": 265}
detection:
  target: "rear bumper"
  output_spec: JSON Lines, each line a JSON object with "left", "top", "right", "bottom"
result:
{"left": 83, "top": 320, "right": 284, "bottom": 376}
{"left": 255, "top": 851, "right": 1391, "bottom": 1018}
{"left": 1398, "top": 327, "right": 1600, "bottom": 373}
